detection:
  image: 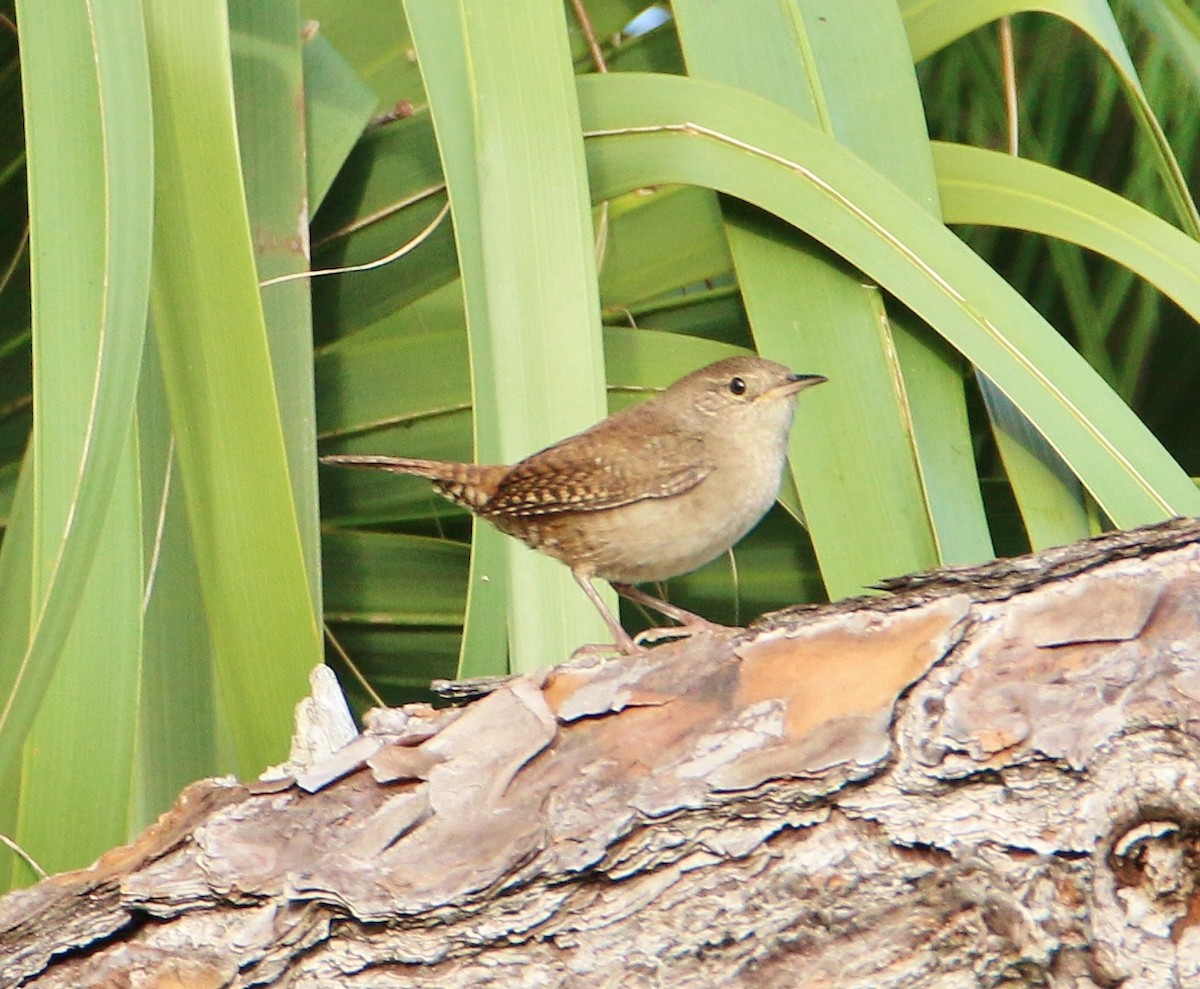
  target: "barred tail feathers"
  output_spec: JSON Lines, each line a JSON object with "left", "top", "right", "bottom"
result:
{"left": 320, "top": 454, "right": 502, "bottom": 511}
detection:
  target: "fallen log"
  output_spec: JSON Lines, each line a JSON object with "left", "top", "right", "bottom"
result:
{"left": 3, "top": 518, "right": 1200, "bottom": 988}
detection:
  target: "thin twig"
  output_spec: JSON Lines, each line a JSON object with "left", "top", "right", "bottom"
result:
{"left": 322, "top": 622, "right": 385, "bottom": 709}
{"left": 0, "top": 833, "right": 46, "bottom": 880}
{"left": 569, "top": 0, "right": 608, "bottom": 73}
{"left": 260, "top": 200, "right": 451, "bottom": 289}
{"left": 999, "top": 17, "right": 1019, "bottom": 156}
{"left": 568, "top": 0, "right": 613, "bottom": 281}
{"left": 311, "top": 182, "right": 446, "bottom": 250}
{"left": 0, "top": 219, "right": 29, "bottom": 299}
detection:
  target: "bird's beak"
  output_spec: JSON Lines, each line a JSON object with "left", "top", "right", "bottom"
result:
{"left": 766, "top": 373, "right": 828, "bottom": 400}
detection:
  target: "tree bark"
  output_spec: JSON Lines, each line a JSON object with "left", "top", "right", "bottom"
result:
{"left": 3, "top": 518, "right": 1200, "bottom": 988}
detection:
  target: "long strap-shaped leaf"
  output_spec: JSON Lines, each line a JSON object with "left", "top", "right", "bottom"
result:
{"left": 404, "top": 0, "right": 611, "bottom": 674}
{"left": 578, "top": 72, "right": 1200, "bottom": 524}
{"left": 934, "top": 142, "right": 1200, "bottom": 547}
{"left": 673, "top": 0, "right": 992, "bottom": 598}
{"left": 901, "top": 0, "right": 1200, "bottom": 236}
{"left": 142, "top": 0, "right": 320, "bottom": 775}
{"left": 935, "top": 142, "right": 1200, "bottom": 323}
{"left": 0, "top": 0, "right": 153, "bottom": 787}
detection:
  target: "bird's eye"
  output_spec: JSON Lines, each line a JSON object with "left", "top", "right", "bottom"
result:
{"left": 728, "top": 376, "right": 747, "bottom": 396}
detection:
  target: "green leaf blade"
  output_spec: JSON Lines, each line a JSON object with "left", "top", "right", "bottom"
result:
{"left": 404, "top": 0, "right": 612, "bottom": 671}
{"left": 579, "top": 72, "right": 1200, "bottom": 527}
{"left": 143, "top": 0, "right": 320, "bottom": 776}
{"left": 0, "top": 0, "right": 153, "bottom": 797}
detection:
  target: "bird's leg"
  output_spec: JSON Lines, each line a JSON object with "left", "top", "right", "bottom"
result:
{"left": 572, "top": 570, "right": 641, "bottom": 656}
{"left": 612, "top": 582, "right": 735, "bottom": 646}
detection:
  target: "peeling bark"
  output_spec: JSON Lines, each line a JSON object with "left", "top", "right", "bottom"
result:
{"left": 3, "top": 518, "right": 1200, "bottom": 988}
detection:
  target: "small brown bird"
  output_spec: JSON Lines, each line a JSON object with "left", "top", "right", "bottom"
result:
{"left": 323, "top": 356, "right": 826, "bottom": 653}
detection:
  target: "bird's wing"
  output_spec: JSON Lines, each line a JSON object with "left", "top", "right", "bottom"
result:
{"left": 484, "top": 429, "right": 713, "bottom": 518}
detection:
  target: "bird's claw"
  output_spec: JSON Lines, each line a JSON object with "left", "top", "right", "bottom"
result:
{"left": 632, "top": 620, "right": 736, "bottom": 647}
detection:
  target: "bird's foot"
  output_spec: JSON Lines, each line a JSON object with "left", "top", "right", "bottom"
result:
{"left": 633, "top": 618, "right": 737, "bottom": 647}
{"left": 613, "top": 582, "right": 739, "bottom": 645}
{"left": 570, "top": 616, "right": 736, "bottom": 659}
{"left": 569, "top": 640, "right": 634, "bottom": 660}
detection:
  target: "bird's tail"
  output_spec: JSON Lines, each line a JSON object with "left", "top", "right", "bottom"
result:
{"left": 320, "top": 454, "right": 503, "bottom": 511}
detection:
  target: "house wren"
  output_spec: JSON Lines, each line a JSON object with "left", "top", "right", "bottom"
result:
{"left": 322, "top": 356, "right": 826, "bottom": 654}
